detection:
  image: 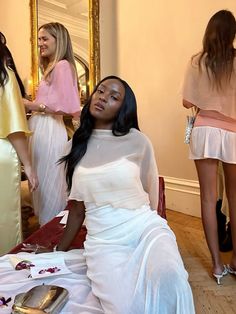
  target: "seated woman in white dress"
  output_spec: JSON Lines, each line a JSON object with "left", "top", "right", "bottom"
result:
{"left": 57, "top": 76, "right": 195, "bottom": 314}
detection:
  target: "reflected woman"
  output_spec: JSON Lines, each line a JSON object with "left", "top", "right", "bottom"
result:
{"left": 24, "top": 23, "right": 81, "bottom": 225}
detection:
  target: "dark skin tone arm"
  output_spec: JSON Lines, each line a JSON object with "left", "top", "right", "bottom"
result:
{"left": 36, "top": 200, "right": 85, "bottom": 253}
{"left": 57, "top": 200, "right": 86, "bottom": 251}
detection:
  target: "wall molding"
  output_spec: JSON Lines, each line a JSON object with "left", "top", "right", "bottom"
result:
{"left": 163, "top": 176, "right": 201, "bottom": 218}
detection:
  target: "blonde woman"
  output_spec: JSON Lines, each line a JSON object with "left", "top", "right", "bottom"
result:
{"left": 24, "top": 23, "right": 81, "bottom": 225}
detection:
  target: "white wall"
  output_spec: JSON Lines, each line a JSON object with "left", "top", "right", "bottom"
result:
{"left": 100, "top": 0, "right": 236, "bottom": 216}
{"left": 100, "top": 0, "right": 117, "bottom": 76}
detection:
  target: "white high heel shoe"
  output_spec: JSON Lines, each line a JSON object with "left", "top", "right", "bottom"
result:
{"left": 227, "top": 264, "right": 236, "bottom": 276}
{"left": 213, "top": 265, "right": 228, "bottom": 285}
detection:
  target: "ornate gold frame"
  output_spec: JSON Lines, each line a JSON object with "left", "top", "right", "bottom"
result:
{"left": 30, "top": 0, "right": 38, "bottom": 99}
{"left": 29, "top": 0, "right": 100, "bottom": 98}
{"left": 89, "top": 0, "right": 100, "bottom": 91}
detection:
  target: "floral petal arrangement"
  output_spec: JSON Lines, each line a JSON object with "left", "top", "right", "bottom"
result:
{"left": 0, "top": 296, "right": 11, "bottom": 307}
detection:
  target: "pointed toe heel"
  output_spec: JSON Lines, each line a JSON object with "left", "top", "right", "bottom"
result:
{"left": 213, "top": 265, "right": 228, "bottom": 285}
{"left": 227, "top": 264, "right": 236, "bottom": 276}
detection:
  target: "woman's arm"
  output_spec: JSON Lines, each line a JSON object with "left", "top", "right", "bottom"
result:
{"left": 23, "top": 99, "right": 71, "bottom": 116}
{"left": 140, "top": 135, "right": 159, "bottom": 210}
{"left": 57, "top": 200, "right": 86, "bottom": 251}
{"left": 24, "top": 61, "right": 80, "bottom": 116}
{"left": 7, "top": 132, "right": 38, "bottom": 191}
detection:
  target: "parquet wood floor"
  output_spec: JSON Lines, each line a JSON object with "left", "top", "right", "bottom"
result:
{"left": 166, "top": 209, "right": 236, "bottom": 314}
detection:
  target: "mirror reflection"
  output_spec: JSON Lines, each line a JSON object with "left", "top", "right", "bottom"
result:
{"left": 30, "top": 0, "right": 100, "bottom": 103}
{"left": 38, "top": 0, "right": 90, "bottom": 104}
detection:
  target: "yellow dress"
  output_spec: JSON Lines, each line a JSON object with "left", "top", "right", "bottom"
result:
{"left": 0, "top": 68, "right": 31, "bottom": 256}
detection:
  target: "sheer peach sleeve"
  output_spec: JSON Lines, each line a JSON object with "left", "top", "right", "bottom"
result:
{"left": 182, "top": 56, "right": 236, "bottom": 119}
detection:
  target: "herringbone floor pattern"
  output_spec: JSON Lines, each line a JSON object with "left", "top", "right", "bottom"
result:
{"left": 167, "top": 209, "right": 236, "bottom": 314}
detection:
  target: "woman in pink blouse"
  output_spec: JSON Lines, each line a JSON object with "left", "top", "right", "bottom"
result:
{"left": 182, "top": 10, "right": 236, "bottom": 284}
{"left": 24, "top": 22, "right": 81, "bottom": 226}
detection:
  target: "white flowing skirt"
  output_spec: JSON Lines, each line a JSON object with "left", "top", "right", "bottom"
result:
{"left": 28, "top": 113, "right": 68, "bottom": 225}
{"left": 83, "top": 204, "right": 195, "bottom": 314}
{"left": 190, "top": 126, "right": 236, "bottom": 163}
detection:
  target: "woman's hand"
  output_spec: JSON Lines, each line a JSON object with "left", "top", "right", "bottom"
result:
{"left": 7, "top": 132, "right": 39, "bottom": 192}
{"left": 24, "top": 165, "right": 39, "bottom": 192}
{"left": 35, "top": 246, "right": 54, "bottom": 254}
{"left": 23, "top": 98, "right": 32, "bottom": 113}
{"left": 22, "top": 99, "right": 43, "bottom": 113}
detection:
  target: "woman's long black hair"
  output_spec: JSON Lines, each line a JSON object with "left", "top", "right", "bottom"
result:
{"left": 60, "top": 75, "right": 140, "bottom": 192}
{"left": 0, "top": 32, "right": 26, "bottom": 96}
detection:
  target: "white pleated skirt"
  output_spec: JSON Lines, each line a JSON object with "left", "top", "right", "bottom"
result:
{"left": 28, "top": 113, "right": 68, "bottom": 225}
{"left": 189, "top": 126, "right": 236, "bottom": 164}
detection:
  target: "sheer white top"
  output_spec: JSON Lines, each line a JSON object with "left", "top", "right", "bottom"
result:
{"left": 69, "top": 128, "right": 159, "bottom": 210}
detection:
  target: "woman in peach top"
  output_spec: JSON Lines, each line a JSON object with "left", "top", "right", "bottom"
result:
{"left": 182, "top": 10, "right": 236, "bottom": 284}
{"left": 24, "top": 23, "right": 81, "bottom": 226}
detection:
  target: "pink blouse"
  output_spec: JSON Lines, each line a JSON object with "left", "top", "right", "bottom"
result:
{"left": 35, "top": 60, "right": 81, "bottom": 116}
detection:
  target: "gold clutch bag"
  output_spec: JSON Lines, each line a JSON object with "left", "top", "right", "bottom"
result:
{"left": 12, "top": 285, "right": 69, "bottom": 314}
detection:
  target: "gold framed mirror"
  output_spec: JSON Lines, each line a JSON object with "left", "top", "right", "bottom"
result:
{"left": 29, "top": 0, "right": 100, "bottom": 99}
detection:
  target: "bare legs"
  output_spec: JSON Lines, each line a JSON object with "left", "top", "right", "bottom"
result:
{"left": 195, "top": 158, "right": 236, "bottom": 274}
{"left": 222, "top": 162, "right": 236, "bottom": 269}
{"left": 194, "top": 159, "right": 224, "bottom": 274}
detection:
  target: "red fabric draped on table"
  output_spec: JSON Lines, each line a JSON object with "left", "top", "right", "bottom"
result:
{"left": 10, "top": 177, "right": 166, "bottom": 254}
